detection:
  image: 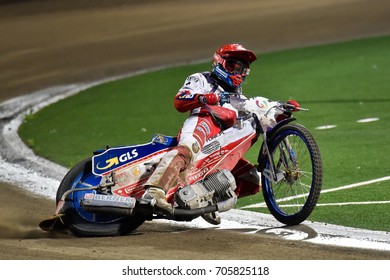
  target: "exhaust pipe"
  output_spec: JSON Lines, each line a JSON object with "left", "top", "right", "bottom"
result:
{"left": 81, "top": 193, "right": 136, "bottom": 216}
{"left": 81, "top": 193, "right": 237, "bottom": 220}
{"left": 172, "top": 197, "right": 236, "bottom": 217}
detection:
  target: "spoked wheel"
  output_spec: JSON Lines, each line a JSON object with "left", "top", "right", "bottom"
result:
{"left": 258, "top": 123, "right": 322, "bottom": 225}
{"left": 57, "top": 157, "right": 146, "bottom": 237}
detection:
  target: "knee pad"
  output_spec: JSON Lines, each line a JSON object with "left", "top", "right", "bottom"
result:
{"left": 173, "top": 145, "right": 192, "bottom": 169}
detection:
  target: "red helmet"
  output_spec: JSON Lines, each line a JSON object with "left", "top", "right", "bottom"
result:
{"left": 215, "top": 43, "right": 257, "bottom": 65}
{"left": 212, "top": 44, "right": 257, "bottom": 89}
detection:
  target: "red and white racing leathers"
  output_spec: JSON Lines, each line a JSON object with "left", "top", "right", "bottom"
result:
{"left": 144, "top": 72, "right": 261, "bottom": 197}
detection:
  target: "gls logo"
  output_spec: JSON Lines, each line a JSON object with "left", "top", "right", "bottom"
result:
{"left": 96, "top": 149, "right": 138, "bottom": 170}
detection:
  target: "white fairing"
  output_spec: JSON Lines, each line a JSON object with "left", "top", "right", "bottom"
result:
{"left": 231, "top": 96, "right": 279, "bottom": 131}
{"left": 241, "top": 97, "right": 278, "bottom": 119}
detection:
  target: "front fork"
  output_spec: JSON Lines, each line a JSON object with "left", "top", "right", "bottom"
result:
{"left": 257, "top": 117, "right": 297, "bottom": 184}
{"left": 260, "top": 133, "right": 283, "bottom": 183}
{"left": 261, "top": 130, "right": 299, "bottom": 185}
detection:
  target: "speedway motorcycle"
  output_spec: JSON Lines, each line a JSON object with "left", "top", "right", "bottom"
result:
{"left": 39, "top": 96, "right": 322, "bottom": 237}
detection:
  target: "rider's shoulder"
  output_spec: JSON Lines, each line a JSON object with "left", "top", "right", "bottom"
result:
{"left": 185, "top": 72, "right": 208, "bottom": 81}
{"left": 183, "top": 72, "right": 209, "bottom": 87}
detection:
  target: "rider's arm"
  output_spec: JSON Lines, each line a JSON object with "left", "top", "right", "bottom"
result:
{"left": 174, "top": 73, "right": 238, "bottom": 128}
{"left": 174, "top": 73, "right": 218, "bottom": 113}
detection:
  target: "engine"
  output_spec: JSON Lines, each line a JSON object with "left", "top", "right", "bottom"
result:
{"left": 175, "top": 169, "right": 237, "bottom": 209}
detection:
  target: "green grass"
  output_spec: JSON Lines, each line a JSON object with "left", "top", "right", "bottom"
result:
{"left": 19, "top": 35, "right": 390, "bottom": 232}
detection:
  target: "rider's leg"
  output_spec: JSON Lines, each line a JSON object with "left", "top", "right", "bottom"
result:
{"left": 143, "top": 145, "right": 192, "bottom": 214}
{"left": 143, "top": 114, "right": 221, "bottom": 216}
{"left": 144, "top": 146, "right": 192, "bottom": 192}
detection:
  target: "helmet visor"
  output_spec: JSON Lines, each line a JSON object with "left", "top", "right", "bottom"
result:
{"left": 223, "top": 59, "right": 250, "bottom": 76}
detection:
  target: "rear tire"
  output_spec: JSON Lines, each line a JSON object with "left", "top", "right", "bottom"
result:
{"left": 57, "top": 157, "right": 145, "bottom": 237}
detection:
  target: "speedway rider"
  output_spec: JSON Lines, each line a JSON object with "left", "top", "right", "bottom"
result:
{"left": 143, "top": 44, "right": 271, "bottom": 224}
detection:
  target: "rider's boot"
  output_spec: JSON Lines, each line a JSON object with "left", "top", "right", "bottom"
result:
{"left": 143, "top": 146, "right": 192, "bottom": 215}
{"left": 142, "top": 187, "right": 173, "bottom": 215}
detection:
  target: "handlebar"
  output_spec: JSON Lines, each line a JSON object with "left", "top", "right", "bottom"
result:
{"left": 228, "top": 95, "right": 308, "bottom": 120}
{"left": 281, "top": 102, "right": 309, "bottom": 112}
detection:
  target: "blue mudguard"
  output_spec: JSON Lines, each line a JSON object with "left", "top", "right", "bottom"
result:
{"left": 92, "top": 134, "right": 177, "bottom": 176}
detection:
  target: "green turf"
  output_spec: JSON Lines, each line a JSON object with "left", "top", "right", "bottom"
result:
{"left": 19, "top": 35, "right": 390, "bottom": 232}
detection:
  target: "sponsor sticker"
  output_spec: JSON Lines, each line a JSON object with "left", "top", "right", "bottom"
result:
{"left": 192, "top": 142, "right": 200, "bottom": 154}
{"left": 96, "top": 149, "right": 138, "bottom": 170}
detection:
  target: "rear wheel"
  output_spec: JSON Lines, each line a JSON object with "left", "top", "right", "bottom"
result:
{"left": 57, "top": 157, "right": 145, "bottom": 237}
{"left": 259, "top": 123, "right": 322, "bottom": 225}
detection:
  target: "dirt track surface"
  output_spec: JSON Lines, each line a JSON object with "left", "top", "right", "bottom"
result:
{"left": 1, "top": 0, "right": 390, "bottom": 260}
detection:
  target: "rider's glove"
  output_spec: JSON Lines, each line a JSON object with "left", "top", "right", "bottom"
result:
{"left": 285, "top": 99, "right": 300, "bottom": 111}
{"left": 276, "top": 99, "right": 300, "bottom": 122}
{"left": 199, "top": 93, "right": 220, "bottom": 105}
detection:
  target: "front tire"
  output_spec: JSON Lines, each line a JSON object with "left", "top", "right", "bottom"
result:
{"left": 258, "top": 123, "right": 322, "bottom": 225}
{"left": 57, "top": 157, "right": 145, "bottom": 237}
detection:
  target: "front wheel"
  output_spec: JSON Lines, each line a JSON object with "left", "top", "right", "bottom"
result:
{"left": 258, "top": 123, "right": 322, "bottom": 225}
{"left": 57, "top": 157, "right": 146, "bottom": 237}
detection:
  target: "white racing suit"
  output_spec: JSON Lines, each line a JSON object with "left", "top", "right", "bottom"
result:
{"left": 144, "top": 72, "right": 262, "bottom": 201}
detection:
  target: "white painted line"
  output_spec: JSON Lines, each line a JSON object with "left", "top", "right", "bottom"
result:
{"left": 357, "top": 117, "right": 379, "bottom": 123}
{"left": 250, "top": 201, "right": 390, "bottom": 208}
{"left": 321, "top": 176, "right": 390, "bottom": 194}
{"left": 163, "top": 209, "right": 390, "bottom": 251}
{"left": 315, "top": 125, "right": 337, "bottom": 130}
{"left": 316, "top": 201, "right": 390, "bottom": 206}
{"left": 241, "top": 176, "right": 390, "bottom": 209}
{"left": 315, "top": 117, "right": 380, "bottom": 129}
